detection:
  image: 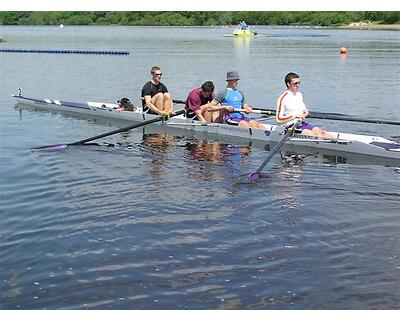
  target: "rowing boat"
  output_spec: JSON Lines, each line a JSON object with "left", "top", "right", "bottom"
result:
{"left": 12, "top": 93, "right": 400, "bottom": 163}
{"left": 224, "top": 26, "right": 262, "bottom": 38}
{"left": 233, "top": 24, "right": 257, "bottom": 37}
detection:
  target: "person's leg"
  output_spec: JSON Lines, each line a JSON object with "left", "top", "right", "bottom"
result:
{"left": 163, "top": 93, "right": 173, "bottom": 113}
{"left": 151, "top": 93, "right": 164, "bottom": 112}
{"left": 301, "top": 127, "right": 335, "bottom": 139}
{"left": 201, "top": 104, "right": 220, "bottom": 123}
{"left": 214, "top": 110, "right": 225, "bottom": 123}
{"left": 300, "top": 128, "right": 314, "bottom": 136}
{"left": 238, "top": 117, "right": 265, "bottom": 129}
{"left": 248, "top": 120, "right": 266, "bottom": 129}
{"left": 238, "top": 120, "right": 251, "bottom": 127}
{"left": 312, "top": 127, "right": 335, "bottom": 139}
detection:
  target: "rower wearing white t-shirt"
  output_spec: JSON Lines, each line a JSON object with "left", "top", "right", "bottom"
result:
{"left": 276, "top": 72, "right": 334, "bottom": 138}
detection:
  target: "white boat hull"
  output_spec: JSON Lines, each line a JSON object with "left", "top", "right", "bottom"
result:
{"left": 13, "top": 95, "right": 400, "bottom": 164}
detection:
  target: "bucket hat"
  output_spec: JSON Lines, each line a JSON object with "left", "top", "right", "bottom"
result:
{"left": 226, "top": 71, "right": 240, "bottom": 81}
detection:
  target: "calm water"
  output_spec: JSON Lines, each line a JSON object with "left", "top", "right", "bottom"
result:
{"left": 0, "top": 25, "right": 399, "bottom": 310}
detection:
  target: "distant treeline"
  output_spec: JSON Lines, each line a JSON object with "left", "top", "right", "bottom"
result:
{"left": 0, "top": 11, "right": 399, "bottom": 26}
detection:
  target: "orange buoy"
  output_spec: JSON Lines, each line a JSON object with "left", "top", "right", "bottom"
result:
{"left": 340, "top": 47, "right": 347, "bottom": 54}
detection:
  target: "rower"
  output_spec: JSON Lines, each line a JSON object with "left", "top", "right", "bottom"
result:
{"left": 184, "top": 81, "right": 218, "bottom": 123}
{"left": 141, "top": 66, "right": 173, "bottom": 116}
{"left": 208, "top": 71, "right": 265, "bottom": 129}
{"left": 276, "top": 72, "right": 335, "bottom": 139}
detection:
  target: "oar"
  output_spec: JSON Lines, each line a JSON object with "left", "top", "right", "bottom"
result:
{"left": 32, "top": 109, "right": 186, "bottom": 151}
{"left": 173, "top": 99, "right": 346, "bottom": 116}
{"left": 173, "top": 99, "right": 186, "bottom": 104}
{"left": 251, "top": 108, "right": 400, "bottom": 126}
{"left": 248, "top": 121, "right": 300, "bottom": 183}
{"left": 173, "top": 98, "right": 400, "bottom": 125}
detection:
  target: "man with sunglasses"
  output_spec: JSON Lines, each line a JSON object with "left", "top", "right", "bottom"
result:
{"left": 141, "top": 66, "right": 173, "bottom": 115}
{"left": 276, "top": 72, "right": 334, "bottom": 138}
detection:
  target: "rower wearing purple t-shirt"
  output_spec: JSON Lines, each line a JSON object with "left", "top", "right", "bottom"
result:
{"left": 185, "top": 81, "right": 218, "bottom": 123}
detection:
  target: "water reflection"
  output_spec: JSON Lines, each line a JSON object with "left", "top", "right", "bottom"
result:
{"left": 185, "top": 140, "right": 252, "bottom": 181}
{"left": 141, "top": 133, "right": 174, "bottom": 177}
{"left": 232, "top": 36, "right": 252, "bottom": 48}
{"left": 186, "top": 140, "right": 223, "bottom": 163}
{"left": 232, "top": 37, "right": 251, "bottom": 63}
{"left": 268, "top": 153, "right": 307, "bottom": 211}
{"left": 141, "top": 133, "right": 253, "bottom": 181}
{"left": 280, "top": 151, "right": 349, "bottom": 166}
{"left": 268, "top": 151, "right": 347, "bottom": 212}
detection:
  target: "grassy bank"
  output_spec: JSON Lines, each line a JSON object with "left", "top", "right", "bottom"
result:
{"left": 1, "top": 12, "right": 399, "bottom": 27}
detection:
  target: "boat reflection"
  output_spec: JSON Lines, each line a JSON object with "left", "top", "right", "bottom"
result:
{"left": 142, "top": 132, "right": 174, "bottom": 152}
{"left": 185, "top": 139, "right": 252, "bottom": 181}
{"left": 233, "top": 36, "right": 251, "bottom": 62}
{"left": 141, "top": 133, "right": 175, "bottom": 177}
{"left": 267, "top": 151, "right": 348, "bottom": 215}
{"left": 279, "top": 151, "right": 348, "bottom": 167}
{"left": 141, "top": 131, "right": 253, "bottom": 180}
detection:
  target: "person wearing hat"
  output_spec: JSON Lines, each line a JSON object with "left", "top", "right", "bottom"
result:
{"left": 208, "top": 71, "right": 265, "bottom": 129}
{"left": 141, "top": 66, "right": 173, "bottom": 115}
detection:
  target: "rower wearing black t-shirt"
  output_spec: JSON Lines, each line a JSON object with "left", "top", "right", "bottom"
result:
{"left": 141, "top": 66, "right": 174, "bottom": 115}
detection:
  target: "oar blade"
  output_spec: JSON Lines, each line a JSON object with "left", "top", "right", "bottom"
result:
{"left": 31, "top": 144, "right": 68, "bottom": 152}
{"left": 248, "top": 171, "right": 261, "bottom": 183}
{"left": 247, "top": 121, "right": 300, "bottom": 183}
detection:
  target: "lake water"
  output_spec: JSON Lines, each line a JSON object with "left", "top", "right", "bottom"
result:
{"left": 0, "top": 25, "right": 399, "bottom": 310}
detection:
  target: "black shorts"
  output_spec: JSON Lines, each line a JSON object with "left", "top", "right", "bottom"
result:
{"left": 142, "top": 105, "right": 159, "bottom": 115}
{"left": 185, "top": 108, "right": 198, "bottom": 120}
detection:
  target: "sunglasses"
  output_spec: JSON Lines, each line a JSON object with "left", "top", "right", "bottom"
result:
{"left": 153, "top": 73, "right": 162, "bottom": 77}
{"left": 291, "top": 81, "right": 300, "bottom": 85}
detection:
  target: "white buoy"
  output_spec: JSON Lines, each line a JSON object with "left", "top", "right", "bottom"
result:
{"left": 59, "top": 24, "right": 64, "bottom": 28}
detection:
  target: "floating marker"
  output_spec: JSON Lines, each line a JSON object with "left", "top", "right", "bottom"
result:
{"left": 0, "top": 48, "right": 129, "bottom": 55}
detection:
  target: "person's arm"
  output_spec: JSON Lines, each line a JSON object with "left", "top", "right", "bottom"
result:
{"left": 242, "top": 104, "right": 253, "bottom": 113}
{"left": 186, "top": 92, "right": 207, "bottom": 122}
{"left": 299, "top": 108, "right": 309, "bottom": 119}
{"left": 207, "top": 90, "right": 234, "bottom": 112}
{"left": 194, "top": 109, "right": 207, "bottom": 122}
{"left": 276, "top": 92, "right": 293, "bottom": 123}
{"left": 207, "top": 100, "right": 234, "bottom": 112}
{"left": 240, "top": 91, "right": 252, "bottom": 113}
{"left": 297, "top": 93, "right": 309, "bottom": 119}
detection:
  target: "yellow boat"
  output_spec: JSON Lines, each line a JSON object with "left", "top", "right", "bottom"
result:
{"left": 232, "top": 26, "right": 257, "bottom": 37}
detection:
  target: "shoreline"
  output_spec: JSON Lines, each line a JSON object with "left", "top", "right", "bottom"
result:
{"left": 335, "top": 23, "right": 400, "bottom": 31}
{"left": 0, "top": 24, "right": 399, "bottom": 31}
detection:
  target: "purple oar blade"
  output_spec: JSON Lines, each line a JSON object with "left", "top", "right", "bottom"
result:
{"left": 31, "top": 144, "right": 68, "bottom": 152}
{"left": 248, "top": 171, "right": 261, "bottom": 182}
